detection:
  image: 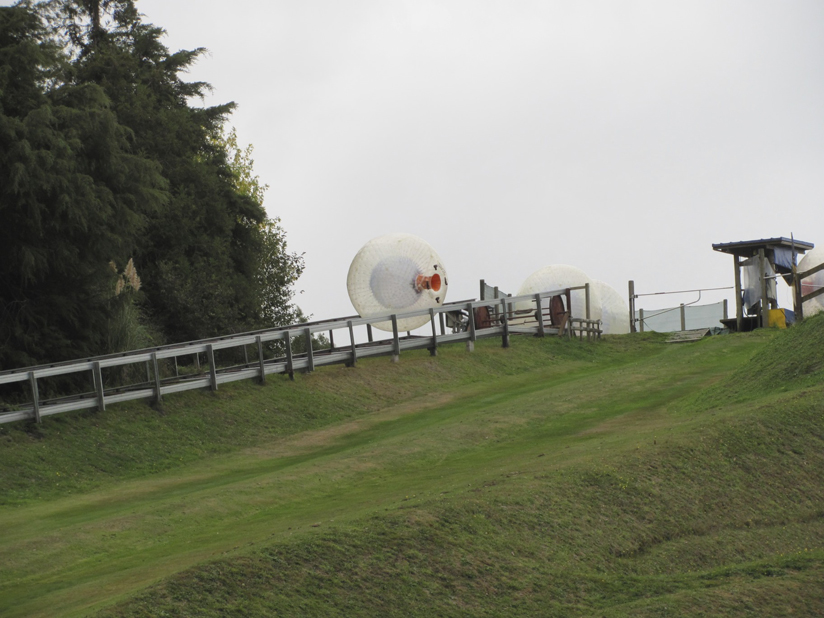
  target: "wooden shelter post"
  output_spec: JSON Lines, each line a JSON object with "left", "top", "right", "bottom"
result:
{"left": 733, "top": 255, "right": 743, "bottom": 332}
{"left": 759, "top": 248, "right": 769, "bottom": 328}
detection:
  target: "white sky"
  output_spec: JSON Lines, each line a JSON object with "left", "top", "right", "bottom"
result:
{"left": 31, "top": 1, "right": 824, "bottom": 321}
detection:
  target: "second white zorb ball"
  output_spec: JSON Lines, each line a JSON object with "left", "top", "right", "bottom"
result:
{"left": 512, "top": 264, "right": 602, "bottom": 324}
{"left": 594, "top": 280, "right": 630, "bottom": 334}
{"left": 799, "top": 246, "right": 824, "bottom": 317}
{"left": 347, "top": 233, "right": 448, "bottom": 332}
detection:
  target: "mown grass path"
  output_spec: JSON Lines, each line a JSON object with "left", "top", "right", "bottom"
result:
{"left": 0, "top": 331, "right": 805, "bottom": 616}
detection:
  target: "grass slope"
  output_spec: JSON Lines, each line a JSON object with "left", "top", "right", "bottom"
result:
{"left": 1, "top": 319, "right": 823, "bottom": 616}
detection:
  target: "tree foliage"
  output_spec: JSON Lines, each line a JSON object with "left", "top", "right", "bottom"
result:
{"left": 0, "top": 0, "right": 306, "bottom": 368}
{"left": 0, "top": 3, "right": 165, "bottom": 367}
{"left": 217, "top": 126, "right": 306, "bottom": 328}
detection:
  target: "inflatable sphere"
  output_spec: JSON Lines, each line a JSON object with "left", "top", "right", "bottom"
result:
{"left": 799, "top": 246, "right": 824, "bottom": 317}
{"left": 594, "top": 280, "right": 630, "bottom": 334}
{"left": 347, "top": 233, "right": 448, "bottom": 332}
{"left": 512, "top": 265, "right": 602, "bottom": 325}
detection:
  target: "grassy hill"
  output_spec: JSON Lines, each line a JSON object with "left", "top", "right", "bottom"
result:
{"left": 1, "top": 318, "right": 823, "bottom": 616}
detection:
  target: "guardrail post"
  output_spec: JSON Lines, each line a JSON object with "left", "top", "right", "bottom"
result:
{"left": 500, "top": 299, "right": 510, "bottom": 348}
{"left": 367, "top": 323, "right": 373, "bottom": 343}
{"left": 207, "top": 344, "right": 218, "bottom": 390}
{"left": 429, "top": 308, "right": 438, "bottom": 356}
{"left": 173, "top": 356, "right": 179, "bottom": 376}
{"left": 534, "top": 293, "right": 545, "bottom": 337}
{"left": 391, "top": 315, "right": 400, "bottom": 362}
{"left": 29, "top": 372, "right": 41, "bottom": 424}
{"left": 93, "top": 361, "right": 106, "bottom": 412}
{"left": 439, "top": 312, "right": 446, "bottom": 335}
{"left": 794, "top": 274, "right": 804, "bottom": 322}
{"left": 329, "top": 330, "right": 335, "bottom": 351}
{"left": 304, "top": 327, "right": 315, "bottom": 373}
{"left": 734, "top": 255, "right": 744, "bottom": 330}
{"left": 347, "top": 321, "right": 358, "bottom": 367}
{"left": 759, "top": 248, "right": 769, "bottom": 328}
{"left": 680, "top": 303, "right": 686, "bottom": 331}
{"left": 151, "top": 353, "right": 162, "bottom": 404}
{"left": 256, "top": 336, "right": 266, "bottom": 384}
{"left": 467, "top": 302, "right": 476, "bottom": 352}
{"left": 194, "top": 352, "right": 201, "bottom": 372}
{"left": 284, "top": 332, "right": 295, "bottom": 380}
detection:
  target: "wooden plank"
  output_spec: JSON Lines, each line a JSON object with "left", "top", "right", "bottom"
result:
{"left": 534, "top": 293, "right": 545, "bottom": 337}
{"left": 284, "top": 333, "right": 294, "bottom": 380}
{"left": 151, "top": 353, "right": 162, "bottom": 404}
{"left": 429, "top": 308, "right": 438, "bottom": 356}
{"left": 794, "top": 269, "right": 804, "bottom": 322}
{"left": 348, "top": 321, "right": 357, "bottom": 367}
{"left": 29, "top": 372, "right": 41, "bottom": 424}
{"left": 666, "top": 329, "right": 710, "bottom": 343}
{"left": 207, "top": 344, "right": 218, "bottom": 390}
{"left": 391, "top": 315, "right": 400, "bottom": 362}
{"left": 759, "top": 248, "right": 769, "bottom": 329}
{"left": 93, "top": 361, "right": 106, "bottom": 411}
{"left": 304, "top": 327, "right": 315, "bottom": 372}
{"left": 256, "top": 336, "right": 266, "bottom": 385}
{"left": 500, "top": 299, "right": 510, "bottom": 348}
{"left": 734, "top": 255, "right": 743, "bottom": 332}
{"left": 802, "top": 285, "right": 824, "bottom": 303}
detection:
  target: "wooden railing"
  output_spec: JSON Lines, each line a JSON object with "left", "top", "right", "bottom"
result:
{"left": 794, "top": 260, "right": 824, "bottom": 320}
{"left": 0, "top": 286, "right": 600, "bottom": 425}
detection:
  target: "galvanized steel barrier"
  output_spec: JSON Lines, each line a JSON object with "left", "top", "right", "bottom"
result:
{"left": 0, "top": 286, "right": 599, "bottom": 425}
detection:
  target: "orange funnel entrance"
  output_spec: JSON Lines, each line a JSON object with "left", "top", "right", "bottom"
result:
{"left": 416, "top": 273, "right": 442, "bottom": 292}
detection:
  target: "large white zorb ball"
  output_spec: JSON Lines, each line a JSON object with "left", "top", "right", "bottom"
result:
{"left": 513, "top": 265, "right": 602, "bottom": 323}
{"left": 594, "top": 280, "right": 630, "bottom": 334}
{"left": 799, "top": 246, "right": 824, "bottom": 317}
{"left": 347, "top": 233, "right": 448, "bottom": 332}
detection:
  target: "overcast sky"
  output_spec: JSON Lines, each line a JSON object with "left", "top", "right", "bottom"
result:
{"left": 34, "top": 1, "right": 824, "bottom": 320}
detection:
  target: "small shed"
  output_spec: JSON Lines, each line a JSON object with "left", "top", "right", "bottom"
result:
{"left": 712, "top": 237, "right": 814, "bottom": 331}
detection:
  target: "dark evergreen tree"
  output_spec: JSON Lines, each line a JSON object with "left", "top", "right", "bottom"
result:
{"left": 51, "top": 0, "right": 271, "bottom": 342}
{"left": 1, "top": 0, "right": 306, "bottom": 369}
{"left": 0, "top": 3, "right": 165, "bottom": 368}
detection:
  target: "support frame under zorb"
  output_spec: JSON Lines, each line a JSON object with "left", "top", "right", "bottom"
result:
{"left": 347, "top": 233, "right": 448, "bottom": 332}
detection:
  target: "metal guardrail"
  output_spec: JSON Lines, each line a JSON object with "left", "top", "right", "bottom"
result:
{"left": 0, "top": 286, "right": 600, "bottom": 425}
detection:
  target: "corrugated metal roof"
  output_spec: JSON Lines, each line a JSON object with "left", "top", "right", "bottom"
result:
{"left": 712, "top": 237, "right": 814, "bottom": 257}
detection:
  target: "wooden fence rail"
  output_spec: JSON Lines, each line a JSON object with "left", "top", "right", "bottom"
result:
{"left": 0, "top": 286, "right": 600, "bottom": 425}
{"left": 794, "top": 260, "right": 824, "bottom": 321}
